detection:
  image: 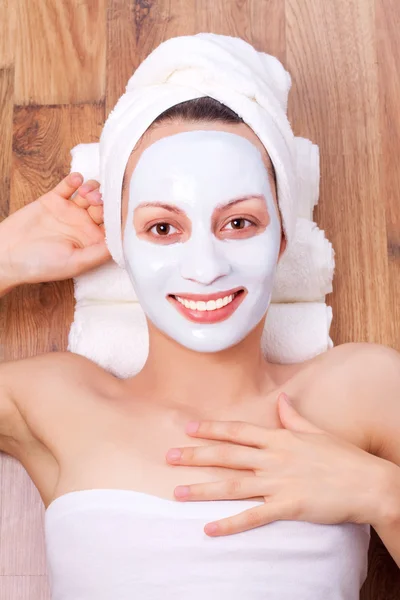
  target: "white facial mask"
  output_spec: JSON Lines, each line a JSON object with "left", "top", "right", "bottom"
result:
{"left": 123, "top": 130, "right": 281, "bottom": 353}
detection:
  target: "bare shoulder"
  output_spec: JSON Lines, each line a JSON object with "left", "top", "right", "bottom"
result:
{"left": 322, "top": 340, "right": 399, "bottom": 364}
{"left": 293, "top": 342, "right": 400, "bottom": 452}
{"left": 315, "top": 342, "right": 400, "bottom": 393}
{"left": 0, "top": 351, "right": 120, "bottom": 450}
{"left": 3, "top": 350, "right": 120, "bottom": 404}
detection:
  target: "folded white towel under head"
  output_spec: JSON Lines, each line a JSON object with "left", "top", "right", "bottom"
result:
{"left": 67, "top": 33, "right": 335, "bottom": 377}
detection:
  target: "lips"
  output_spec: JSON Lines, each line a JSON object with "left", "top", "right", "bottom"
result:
{"left": 168, "top": 288, "right": 246, "bottom": 324}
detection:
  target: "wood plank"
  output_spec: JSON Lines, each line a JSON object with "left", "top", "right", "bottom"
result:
{"left": 0, "top": 67, "right": 14, "bottom": 370}
{"left": 377, "top": 0, "right": 400, "bottom": 352}
{"left": 286, "top": 0, "right": 390, "bottom": 349}
{"left": 13, "top": 0, "right": 107, "bottom": 104}
{"left": 4, "top": 102, "right": 104, "bottom": 362}
{"left": 0, "top": 67, "right": 14, "bottom": 363}
{"left": 0, "top": 575, "right": 50, "bottom": 600}
{"left": 106, "top": 0, "right": 286, "bottom": 113}
{"left": 0, "top": 0, "right": 16, "bottom": 68}
{"left": 0, "top": 68, "right": 13, "bottom": 222}
{"left": 0, "top": 456, "right": 48, "bottom": 576}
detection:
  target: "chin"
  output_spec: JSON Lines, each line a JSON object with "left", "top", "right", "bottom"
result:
{"left": 168, "top": 333, "right": 247, "bottom": 354}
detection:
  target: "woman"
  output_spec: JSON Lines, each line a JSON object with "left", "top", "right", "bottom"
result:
{"left": 0, "top": 94, "right": 399, "bottom": 599}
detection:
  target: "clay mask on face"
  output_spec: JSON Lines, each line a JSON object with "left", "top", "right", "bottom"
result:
{"left": 123, "top": 130, "right": 281, "bottom": 353}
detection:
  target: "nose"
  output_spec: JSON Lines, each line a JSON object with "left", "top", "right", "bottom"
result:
{"left": 179, "top": 238, "right": 231, "bottom": 285}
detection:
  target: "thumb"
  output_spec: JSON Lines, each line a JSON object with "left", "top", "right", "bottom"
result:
{"left": 71, "top": 241, "right": 112, "bottom": 275}
{"left": 278, "top": 393, "right": 323, "bottom": 433}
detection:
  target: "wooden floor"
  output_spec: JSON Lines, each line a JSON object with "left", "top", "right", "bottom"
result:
{"left": 0, "top": 0, "right": 399, "bottom": 598}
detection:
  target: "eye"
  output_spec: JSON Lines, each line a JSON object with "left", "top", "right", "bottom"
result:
{"left": 222, "top": 218, "right": 255, "bottom": 231}
{"left": 149, "top": 222, "right": 178, "bottom": 236}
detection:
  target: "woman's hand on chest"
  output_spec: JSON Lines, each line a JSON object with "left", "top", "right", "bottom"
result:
{"left": 165, "top": 374, "right": 400, "bottom": 538}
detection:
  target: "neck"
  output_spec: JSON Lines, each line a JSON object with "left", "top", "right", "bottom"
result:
{"left": 129, "top": 319, "right": 279, "bottom": 415}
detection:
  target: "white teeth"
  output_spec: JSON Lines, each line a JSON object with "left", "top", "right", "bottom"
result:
{"left": 174, "top": 293, "right": 239, "bottom": 312}
{"left": 222, "top": 294, "right": 233, "bottom": 306}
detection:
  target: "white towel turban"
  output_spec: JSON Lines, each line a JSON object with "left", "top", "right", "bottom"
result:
{"left": 99, "top": 33, "right": 298, "bottom": 268}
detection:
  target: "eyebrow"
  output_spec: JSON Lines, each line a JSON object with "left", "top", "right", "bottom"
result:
{"left": 214, "top": 194, "right": 266, "bottom": 211}
{"left": 135, "top": 201, "right": 184, "bottom": 214}
{"left": 134, "top": 195, "right": 267, "bottom": 214}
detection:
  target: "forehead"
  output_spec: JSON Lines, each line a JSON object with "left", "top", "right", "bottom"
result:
{"left": 127, "top": 120, "right": 272, "bottom": 179}
{"left": 129, "top": 130, "right": 269, "bottom": 208}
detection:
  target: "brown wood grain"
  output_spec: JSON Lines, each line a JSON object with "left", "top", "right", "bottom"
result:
{"left": 13, "top": 0, "right": 107, "bottom": 104}
{"left": 0, "top": 0, "right": 16, "bottom": 69}
{"left": 0, "top": 67, "right": 14, "bottom": 363}
{"left": 377, "top": 0, "right": 400, "bottom": 351}
{"left": 0, "top": 68, "right": 13, "bottom": 223}
{"left": 0, "top": 576, "right": 50, "bottom": 599}
{"left": 286, "top": 0, "right": 391, "bottom": 349}
{"left": 0, "top": 0, "right": 399, "bottom": 598}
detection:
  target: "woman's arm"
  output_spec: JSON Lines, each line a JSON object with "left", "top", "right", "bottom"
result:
{"left": 0, "top": 251, "right": 23, "bottom": 297}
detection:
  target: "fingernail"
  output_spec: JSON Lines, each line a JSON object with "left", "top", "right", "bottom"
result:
{"left": 71, "top": 173, "right": 83, "bottom": 185}
{"left": 166, "top": 449, "right": 182, "bottom": 461}
{"left": 186, "top": 421, "right": 199, "bottom": 434}
{"left": 79, "top": 183, "right": 94, "bottom": 194}
{"left": 174, "top": 486, "right": 190, "bottom": 499}
{"left": 205, "top": 522, "right": 218, "bottom": 535}
{"left": 87, "top": 190, "right": 103, "bottom": 204}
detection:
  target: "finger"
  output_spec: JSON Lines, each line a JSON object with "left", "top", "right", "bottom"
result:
{"left": 185, "top": 420, "right": 279, "bottom": 448}
{"left": 86, "top": 190, "right": 103, "bottom": 206}
{"left": 174, "top": 476, "right": 274, "bottom": 502}
{"left": 73, "top": 189, "right": 102, "bottom": 209}
{"left": 278, "top": 394, "right": 323, "bottom": 434}
{"left": 204, "top": 502, "right": 286, "bottom": 536}
{"left": 68, "top": 241, "right": 111, "bottom": 275}
{"left": 87, "top": 204, "right": 104, "bottom": 225}
{"left": 52, "top": 172, "right": 84, "bottom": 199}
{"left": 71, "top": 180, "right": 101, "bottom": 209}
{"left": 166, "top": 443, "right": 266, "bottom": 470}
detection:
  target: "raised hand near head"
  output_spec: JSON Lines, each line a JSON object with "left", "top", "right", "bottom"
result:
{"left": 0, "top": 172, "right": 111, "bottom": 291}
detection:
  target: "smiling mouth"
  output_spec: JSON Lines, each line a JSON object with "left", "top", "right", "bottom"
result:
{"left": 167, "top": 288, "right": 247, "bottom": 324}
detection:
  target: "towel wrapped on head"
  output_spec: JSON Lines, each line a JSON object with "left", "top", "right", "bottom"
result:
{"left": 68, "top": 33, "right": 335, "bottom": 377}
{"left": 100, "top": 33, "right": 298, "bottom": 267}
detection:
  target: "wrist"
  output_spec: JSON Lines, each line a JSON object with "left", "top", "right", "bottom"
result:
{"left": 371, "top": 461, "right": 400, "bottom": 529}
{"left": 0, "top": 258, "right": 19, "bottom": 297}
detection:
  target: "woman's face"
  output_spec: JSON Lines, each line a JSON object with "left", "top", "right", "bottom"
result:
{"left": 121, "top": 121, "right": 286, "bottom": 353}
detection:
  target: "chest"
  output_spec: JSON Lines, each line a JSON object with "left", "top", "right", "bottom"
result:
{"left": 52, "top": 393, "right": 282, "bottom": 501}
